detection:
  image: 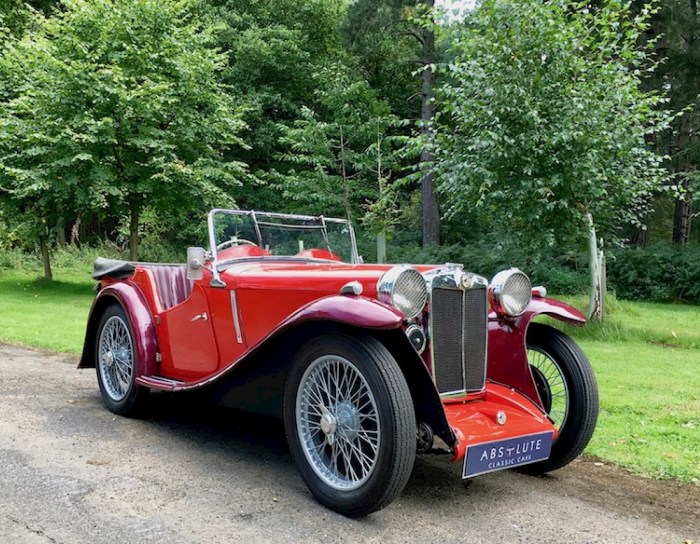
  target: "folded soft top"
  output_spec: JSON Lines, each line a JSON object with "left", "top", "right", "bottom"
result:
{"left": 92, "top": 257, "right": 136, "bottom": 280}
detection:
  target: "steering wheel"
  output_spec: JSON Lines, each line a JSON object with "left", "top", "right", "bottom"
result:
{"left": 216, "top": 238, "right": 258, "bottom": 251}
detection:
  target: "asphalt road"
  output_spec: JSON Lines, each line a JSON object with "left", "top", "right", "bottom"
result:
{"left": 0, "top": 343, "right": 698, "bottom": 544}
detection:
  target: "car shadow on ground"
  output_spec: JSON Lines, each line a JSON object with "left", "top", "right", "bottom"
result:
{"left": 132, "top": 391, "right": 479, "bottom": 506}
{"left": 143, "top": 392, "right": 292, "bottom": 461}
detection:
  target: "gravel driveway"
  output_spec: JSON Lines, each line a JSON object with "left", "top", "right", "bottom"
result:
{"left": 0, "top": 343, "right": 697, "bottom": 544}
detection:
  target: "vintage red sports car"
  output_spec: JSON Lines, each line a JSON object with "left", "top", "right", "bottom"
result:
{"left": 80, "top": 209, "right": 598, "bottom": 516}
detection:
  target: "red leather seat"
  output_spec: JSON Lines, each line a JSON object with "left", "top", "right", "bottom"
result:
{"left": 145, "top": 265, "right": 193, "bottom": 310}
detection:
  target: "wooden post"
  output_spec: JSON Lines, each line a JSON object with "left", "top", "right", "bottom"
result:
{"left": 587, "top": 213, "right": 605, "bottom": 320}
{"left": 377, "top": 232, "right": 387, "bottom": 264}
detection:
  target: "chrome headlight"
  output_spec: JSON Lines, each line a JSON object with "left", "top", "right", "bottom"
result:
{"left": 377, "top": 265, "right": 428, "bottom": 319}
{"left": 490, "top": 268, "right": 532, "bottom": 317}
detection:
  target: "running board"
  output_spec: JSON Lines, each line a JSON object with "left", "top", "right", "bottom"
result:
{"left": 136, "top": 375, "right": 185, "bottom": 391}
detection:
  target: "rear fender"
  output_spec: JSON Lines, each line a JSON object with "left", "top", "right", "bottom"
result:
{"left": 78, "top": 282, "right": 159, "bottom": 378}
{"left": 487, "top": 297, "right": 586, "bottom": 409}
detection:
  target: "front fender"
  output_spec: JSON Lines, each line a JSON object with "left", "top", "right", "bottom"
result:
{"left": 282, "top": 296, "right": 456, "bottom": 446}
{"left": 281, "top": 294, "right": 405, "bottom": 330}
{"left": 526, "top": 296, "right": 587, "bottom": 326}
{"left": 487, "top": 297, "right": 586, "bottom": 409}
{"left": 78, "top": 282, "right": 159, "bottom": 378}
{"left": 170, "top": 294, "right": 404, "bottom": 392}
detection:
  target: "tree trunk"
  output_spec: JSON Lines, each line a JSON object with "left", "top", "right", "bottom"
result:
{"left": 339, "top": 126, "right": 351, "bottom": 221}
{"left": 672, "top": 117, "right": 693, "bottom": 244}
{"left": 56, "top": 218, "right": 67, "bottom": 247}
{"left": 420, "top": 0, "right": 440, "bottom": 247}
{"left": 672, "top": 192, "right": 692, "bottom": 245}
{"left": 377, "top": 231, "right": 387, "bottom": 264}
{"left": 129, "top": 205, "right": 140, "bottom": 261}
{"left": 70, "top": 214, "right": 81, "bottom": 245}
{"left": 630, "top": 226, "right": 648, "bottom": 246}
{"left": 39, "top": 233, "right": 53, "bottom": 281}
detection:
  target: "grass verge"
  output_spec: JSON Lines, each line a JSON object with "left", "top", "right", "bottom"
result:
{"left": 0, "top": 255, "right": 698, "bottom": 484}
{"left": 0, "top": 272, "right": 94, "bottom": 353}
{"left": 578, "top": 340, "right": 699, "bottom": 483}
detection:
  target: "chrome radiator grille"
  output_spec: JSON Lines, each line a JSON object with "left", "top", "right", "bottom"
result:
{"left": 430, "top": 284, "right": 488, "bottom": 395}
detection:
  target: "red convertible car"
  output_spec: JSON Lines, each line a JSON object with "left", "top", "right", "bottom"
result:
{"left": 80, "top": 209, "right": 598, "bottom": 516}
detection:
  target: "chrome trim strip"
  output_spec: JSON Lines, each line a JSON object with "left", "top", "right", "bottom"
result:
{"left": 230, "top": 290, "right": 243, "bottom": 344}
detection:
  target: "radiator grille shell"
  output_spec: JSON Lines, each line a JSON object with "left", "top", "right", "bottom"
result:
{"left": 428, "top": 272, "right": 488, "bottom": 396}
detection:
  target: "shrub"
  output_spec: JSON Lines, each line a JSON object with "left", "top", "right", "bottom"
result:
{"left": 608, "top": 244, "right": 700, "bottom": 304}
{"left": 386, "top": 239, "right": 700, "bottom": 303}
{"left": 386, "top": 240, "right": 589, "bottom": 296}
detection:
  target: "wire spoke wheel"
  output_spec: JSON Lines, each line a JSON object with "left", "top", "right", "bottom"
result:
{"left": 297, "top": 355, "right": 380, "bottom": 491}
{"left": 285, "top": 333, "right": 415, "bottom": 517}
{"left": 94, "top": 303, "right": 148, "bottom": 416}
{"left": 519, "top": 323, "right": 599, "bottom": 475}
{"left": 528, "top": 347, "right": 569, "bottom": 430}
{"left": 98, "top": 315, "right": 134, "bottom": 402}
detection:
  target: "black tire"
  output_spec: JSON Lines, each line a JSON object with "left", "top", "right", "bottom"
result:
{"left": 95, "top": 303, "right": 149, "bottom": 417}
{"left": 519, "top": 323, "right": 598, "bottom": 474}
{"left": 284, "top": 332, "right": 416, "bottom": 517}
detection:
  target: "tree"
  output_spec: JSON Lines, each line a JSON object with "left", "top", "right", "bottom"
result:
{"left": 418, "top": 0, "right": 440, "bottom": 247}
{"left": 641, "top": 0, "right": 700, "bottom": 244}
{"left": 0, "top": 0, "right": 247, "bottom": 271}
{"left": 433, "top": 0, "right": 671, "bottom": 251}
{"left": 198, "top": 0, "right": 346, "bottom": 212}
{"left": 342, "top": 0, "right": 441, "bottom": 247}
{"left": 276, "top": 64, "right": 409, "bottom": 232}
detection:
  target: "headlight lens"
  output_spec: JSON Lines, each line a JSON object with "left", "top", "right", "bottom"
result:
{"left": 490, "top": 268, "right": 532, "bottom": 317}
{"left": 377, "top": 265, "right": 428, "bottom": 319}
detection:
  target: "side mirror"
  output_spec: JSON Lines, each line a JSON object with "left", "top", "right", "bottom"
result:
{"left": 186, "top": 246, "right": 206, "bottom": 280}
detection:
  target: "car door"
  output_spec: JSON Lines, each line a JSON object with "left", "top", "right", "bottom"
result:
{"left": 159, "top": 284, "right": 219, "bottom": 378}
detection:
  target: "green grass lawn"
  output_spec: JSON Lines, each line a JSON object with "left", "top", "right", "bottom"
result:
{"left": 0, "top": 259, "right": 698, "bottom": 484}
{"left": 579, "top": 340, "right": 699, "bottom": 483}
{"left": 0, "top": 271, "right": 95, "bottom": 353}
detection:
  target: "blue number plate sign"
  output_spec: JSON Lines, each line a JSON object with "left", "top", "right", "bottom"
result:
{"left": 463, "top": 431, "right": 553, "bottom": 478}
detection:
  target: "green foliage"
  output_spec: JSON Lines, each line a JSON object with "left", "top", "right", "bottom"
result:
{"left": 387, "top": 238, "right": 700, "bottom": 303}
{"left": 341, "top": 0, "right": 423, "bottom": 121}
{"left": 387, "top": 237, "right": 590, "bottom": 294}
{"left": 2, "top": 0, "right": 694, "bottom": 286}
{"left": 0, "top": 0, "right": 60, "bottom": 37}
{"left": 432, "top": 0, "right": 672, "bottom": 249}
{"left": 276, "top": 63, "right": 411, "bottom": 230}
{"left": 0, "top": 0, "right": 248, "bottom": 259}
{"left": 0, "top": 0, "right": 30, "bottom": 37}
{"left": 199, "top": 0, "right": 347, "bottom": 212}
{"left": 608, "top": 243, "right": 700, "bottom": 302}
